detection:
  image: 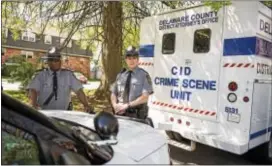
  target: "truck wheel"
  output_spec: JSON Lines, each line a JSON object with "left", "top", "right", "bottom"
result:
{"left": 165, "top": 131, "right": 175, "bottom": 139}
{"left": 267, "top": 136, "right": 272, "bottom": 163}
{"left": 259, "top": 136, "right": 272, "bottom": 164}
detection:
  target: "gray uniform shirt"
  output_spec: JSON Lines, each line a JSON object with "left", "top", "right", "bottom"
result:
{"left": 111, "top": 67, "right": 153, "bottom": 103}
{"left": 27, "top": 68, "right": 83, "bottom": 110}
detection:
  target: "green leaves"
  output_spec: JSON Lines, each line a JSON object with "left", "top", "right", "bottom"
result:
{"left": 203, "top": 1, "right": 231, "bottom": 11}
{"left": 6, "top": 55, "right": 40, "bottom": 89}
{"left": 262, "top": 1, "right": 272, "bottom": 8}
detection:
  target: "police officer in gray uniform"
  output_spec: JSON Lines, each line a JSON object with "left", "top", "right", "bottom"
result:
{"left": 110, "top": 46, "right": 153, "bottom": 119}
{"left": 27, "top": 46, "right": 92, "bottom": 112}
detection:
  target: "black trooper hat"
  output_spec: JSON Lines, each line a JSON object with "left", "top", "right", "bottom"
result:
{"left": 46, "top": 46, "right": 61, "bottom": 60}
{"left": 125, "top": 46, "right": 139, "bottom": 57}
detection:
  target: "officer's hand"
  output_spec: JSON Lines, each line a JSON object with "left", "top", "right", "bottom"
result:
{"left": 114, "top": 103, "right": 125, "bottom": 115}
{"left": 31, "top": 104, "right": 40, "bottom": 110}
{"left": 115, "top": 103, "right": 129, "bottom": 115}
{"left": 119, "top": 103, "right": 129, "bottom": 111}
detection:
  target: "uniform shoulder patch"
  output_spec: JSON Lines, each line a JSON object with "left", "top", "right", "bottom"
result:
{"left": 146, "top": 73, "right": 152, "bottom": 85}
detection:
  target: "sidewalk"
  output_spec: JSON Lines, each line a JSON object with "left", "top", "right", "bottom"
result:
{"left": 1, "top": 79, "right": 100, "bottom": 91}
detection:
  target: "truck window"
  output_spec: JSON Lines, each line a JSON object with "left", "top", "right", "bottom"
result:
{"left": 162, "top": 33, "right": 175, "bottom": 54}
{"left": 193, "top": 29, "right": 211, "bottom": 53}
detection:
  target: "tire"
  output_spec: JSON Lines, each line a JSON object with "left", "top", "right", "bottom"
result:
{"left": 265, "top": 136, "right": 272, "bottom": 164}
{"left": 249, "top": 136, "right": 272, "bottom": 164}
{"left": 165, "top": 130, "right": 175, "bottom": 139}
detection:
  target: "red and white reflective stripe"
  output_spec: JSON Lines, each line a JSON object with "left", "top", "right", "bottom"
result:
{"left": 223, "top": 63, "right": 254, "bottom": 68}
{"left": 152, "top": 101, "right": 216, "bottom": 117}
{"left": 138, "top": 62, "right": 154, "bottom": 66}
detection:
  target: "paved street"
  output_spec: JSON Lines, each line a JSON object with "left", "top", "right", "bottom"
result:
{"left": 155, "top": 131, "right": 271, "bottom": 165}
{"left": 169, "top": 143, "right": 253, "bottom": 165}
{"left": 1, "top": 79, "right": 100, "bottom": 91}
{"left": 168, "top": 137, "right": 270, "bottom": 165}
{"left": 1, "top": 80, "right": 21, "bottom": 91}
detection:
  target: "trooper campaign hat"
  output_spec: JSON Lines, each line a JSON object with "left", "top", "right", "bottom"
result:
{"left": 46, "top": 46, "right": 61, "bottom": 60}
{"left": 125, "top": 46, "right": 139, "bottom": 57}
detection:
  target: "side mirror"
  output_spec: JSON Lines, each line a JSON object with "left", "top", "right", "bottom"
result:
{"left": 94, "top": 111, "right": 119, "bottom": 140}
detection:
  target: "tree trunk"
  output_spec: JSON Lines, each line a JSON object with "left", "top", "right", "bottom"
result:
{"left": 94, "top": 2, "right": 123, "bottom": 104}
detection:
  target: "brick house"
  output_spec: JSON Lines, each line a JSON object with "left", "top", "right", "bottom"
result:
{"left": 1, "top": 28, "right": 92, "bottom": 78}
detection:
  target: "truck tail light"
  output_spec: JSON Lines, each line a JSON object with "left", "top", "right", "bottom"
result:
{"left": 177, "top": 119, "right": 182, "bottom": 124}
{"left": 243, "top": 96, "right": 249, "bottom": 102}
{"left": 228, "top": 81, "right": 238, "bottom": 91}
{"left": 227, "top": 93, "right": 237, "bottom": 103}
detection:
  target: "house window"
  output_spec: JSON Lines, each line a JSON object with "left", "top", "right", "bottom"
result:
{"left": 193, "top": 29, "right": 211, "bottom": 53}
{"left": 21, "top": 32, "right": 36, "bottom": 42}
{"left": 21, "top": 51, "right": 34, "bottom": 59}
{"left": 162, "top": 33, "right": 175, "bottom": 54}
{"left": 44, "top": 35, "right": 52, "bottom": 44}
{"left": 60, "top": 38, "right": 72, "bottom": 48}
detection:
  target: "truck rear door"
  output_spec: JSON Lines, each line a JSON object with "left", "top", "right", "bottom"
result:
{"left": 152, "top": 6, "right": 224, "bottom": 121}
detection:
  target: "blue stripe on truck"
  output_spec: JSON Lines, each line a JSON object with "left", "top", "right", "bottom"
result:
{"left": 223, "top": 37, "right": 257, "bottom": 56}
{"left": 250, "top": 126, "right": 272, "bottom": 140}
{"left": 139, "top": 44, "right": 154, "bottom": 57}
{"left": 223, "top": 36, "right": 272, "bottom": 58}
{"left": 139, "top": 36, "right": 271, "bottom": 58}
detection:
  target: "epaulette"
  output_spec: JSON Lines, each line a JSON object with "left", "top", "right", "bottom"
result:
{"left": 139, "top": 67, "right": 148, "bottom": 75}
{"left": 35, "top": 68, "right": 48, "bottom": 73}
{"left": 32, "top": 68, "right": 47, "bottom": 79}
{"left": 60, "top": 69, "right": 74, "bottom": 73}
{"left": 61, "top": 68, "right": 73, "bottom": 72}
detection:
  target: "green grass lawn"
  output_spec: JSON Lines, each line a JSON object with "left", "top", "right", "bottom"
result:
{"left": 4, "top": 90, "right": 30, "bottom": 104}
{"left": 3, "top": 89, "right": 111, "bottom": 113}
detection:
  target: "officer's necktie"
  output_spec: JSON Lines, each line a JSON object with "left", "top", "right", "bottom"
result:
{"left": 123, "top": 71, "right": 132, "bottom": 103}
{"left": 53, "top": 71, "right": 58, "bottom": 100}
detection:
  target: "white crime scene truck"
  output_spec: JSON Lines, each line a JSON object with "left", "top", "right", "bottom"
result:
{"left": 138, "top": 1, "right": 272, "bottom": 160}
